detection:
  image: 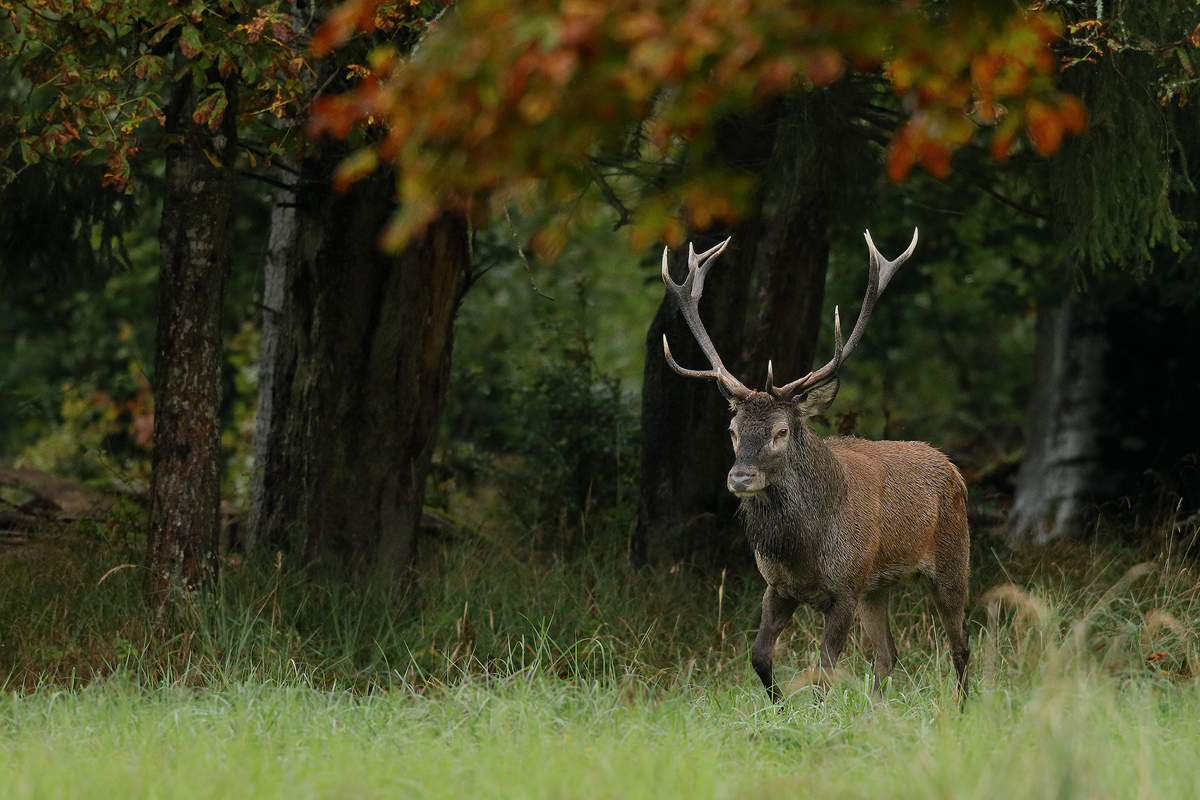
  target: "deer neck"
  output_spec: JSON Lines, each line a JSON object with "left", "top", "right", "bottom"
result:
{"left": 741, "top": 423, "right": 847, "bottom": 559}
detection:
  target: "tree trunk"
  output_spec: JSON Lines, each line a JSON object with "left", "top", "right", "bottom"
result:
{"left": 1008, "top": 289, "right": 1200, "bottom": 545}
{"left": 250, "top": 157, "right": 470, "bottom": 586}
{"left": 740, "top": 182, "right": 831, "bottom": 383}
{"left": 1007, "top": 296, "right": 1110, "bottom": 543}
{"left": 145, "top": 80, "right": 237, "bottom": 610}
{"left": 245, "top": 161, "right": 299, "bottom": 555}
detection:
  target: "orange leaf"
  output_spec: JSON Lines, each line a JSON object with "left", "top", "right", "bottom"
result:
{"left": 1059, "top": 95, "right": 1088, "bottom": 134}
{"left": 1026, "top": 100, "right": 1062, "bottom": 156}
{"left": 990, "top": 130, "right": 1016, "bottom": 163}
{"left": 804, "top": 48, "right": 844, "bottom": 87}
{"left": 885, "top": 130, "right": 916, "bottom": 182}
{"left": 917, "top": 140, "right": 951, "bottom": 178}
{"left": 312, "top": 0, "right": 381, "bottom": 57}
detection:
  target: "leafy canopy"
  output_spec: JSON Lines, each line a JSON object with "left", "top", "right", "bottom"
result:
{"left": 309, "top": 0, "right": 1086, "bottom": 254}
{"left": 1, "top": 0, "right": 303, "bottom": 191}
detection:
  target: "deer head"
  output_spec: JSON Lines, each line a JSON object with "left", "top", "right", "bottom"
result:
{"left": 661, "top": 229, "right": 919, "bottom": 497}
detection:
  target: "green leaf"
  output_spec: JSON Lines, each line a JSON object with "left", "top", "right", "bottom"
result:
{"left": 148, "top": 16, "right": 182, "bottom": 46}
{"left": 179, "top": 26, "right": 203, "bottom": 59}
{"left": 18, "top": 139, "right": 40, "bottom": 165}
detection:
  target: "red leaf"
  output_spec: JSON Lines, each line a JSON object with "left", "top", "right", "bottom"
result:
{"left": 217, "top": 52, "right": 238, "bottom": 79}
{"left": 917, "top": 140, "right": 951, "bottom": 178}
{"left": 102, "top": 152, "right": 130, "bottom": 191}
{"left": 885, "top": 137, "right": 916, "bottom": 183}
{"left": 272, "top": 18, "right": 296, "bottom": 43}
{"left": 990, "top": 119, "right": 1018, "bottom": 163}
{"left": 134, "top": 54, "right": 167, "bottom": 80}
{"left": 803, "top": 48, "right": 844, "bottom": 87}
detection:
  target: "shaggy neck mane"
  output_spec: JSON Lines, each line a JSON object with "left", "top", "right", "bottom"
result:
{"left": 739, "top": 424, "right": 846, "bottom": 560}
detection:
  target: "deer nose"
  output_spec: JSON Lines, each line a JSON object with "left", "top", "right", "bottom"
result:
{"left": 728, "top": 468, "right": 765, "bottom": 496}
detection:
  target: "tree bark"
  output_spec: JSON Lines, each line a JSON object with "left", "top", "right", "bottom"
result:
{"left": 1007, "top": 296, "right": 1109, "bottom": 543}
{"left": 741, "top": 181, "right": 832, "bottom": 384}
{"left": 249, "top": 157, "right": 470, "bottom": 586}
{"left": 145, "top": 80, "right": 238, "bottom": 610}
{"left": 1008, "top": 289, "right": 1200, "bottom": 545}
{"left": 245, "top": 161, "right": 299, "bottom": 555}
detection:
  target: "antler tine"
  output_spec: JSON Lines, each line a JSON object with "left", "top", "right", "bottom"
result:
{"left": 686, "top": 237, "right": 730, "bottom": 300}
{"left": 867, "top": 227, "right": 917, "bottom": 293}
{"left": 771, "top": 228, "right": 916, "bottom": 399}
{"left": 661, "top": 238, "right": 751, "bottom": 400}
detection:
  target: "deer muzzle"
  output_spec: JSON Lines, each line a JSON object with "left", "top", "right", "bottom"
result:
{"left": 728, "top": 467, "right": 766, "bottom": 496}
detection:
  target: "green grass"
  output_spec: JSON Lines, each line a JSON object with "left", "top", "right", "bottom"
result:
{"left": 1, "top": 664, "right": 1198, "bottom": 798}
{"left": 1, "top": 520, "right": 1198, "bottom": 798}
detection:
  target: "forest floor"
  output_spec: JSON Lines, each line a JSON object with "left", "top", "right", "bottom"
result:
{"left": 0, "top": 508, "right": 1198, "bottom": 798}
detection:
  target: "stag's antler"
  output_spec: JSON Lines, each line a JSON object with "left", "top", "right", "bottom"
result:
{"left": 661, "top": 238, "right": 752, "bottom": 400}
{"left": 768, "top": 228, "right": 918, "bottom": 399}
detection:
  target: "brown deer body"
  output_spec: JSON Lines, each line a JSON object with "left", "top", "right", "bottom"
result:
{"left": 662, "top": 232, "right": 970, "bottom": 702}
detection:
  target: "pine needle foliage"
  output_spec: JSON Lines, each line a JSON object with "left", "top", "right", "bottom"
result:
{"left": 1046, "top": 1, "right": 1198, "bottom": 275}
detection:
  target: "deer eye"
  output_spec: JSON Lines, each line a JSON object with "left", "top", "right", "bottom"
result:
{"left": 774, "top": 427, "right": 788, "bottom": 439}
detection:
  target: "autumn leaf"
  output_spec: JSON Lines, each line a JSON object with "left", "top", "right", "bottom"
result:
{"left": 101, "top": 152, "right": 130, "bottom": 190}
{"left": 309, "top": 0, "right": 1085, "bottom": 249}
{"left": 333, "top": 147, "right": 379, "bottom": 193}
{"left": 192, "top": 86, "right": 228, "bottom": 131}
{"left": 134, "top": 54, "right": 167, "bottom": 80}
{"left": 179, "top": 25, "right": 204, "bottom": 59}
{"left": 18, "top": 139, "right": 40, "bottom": 165}
{"left": 1058, "top": 95, "right": 1088, "bottom": 134}
{"left": 312, "top": 0, "right": 381, "bottom": 57}
{"left": 1025, "top": 99, "right": 1062, "bottom": 156}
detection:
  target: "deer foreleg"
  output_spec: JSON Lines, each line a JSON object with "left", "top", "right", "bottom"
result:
{"left": 751, "top": 586, "right": 799, "bottom": 703}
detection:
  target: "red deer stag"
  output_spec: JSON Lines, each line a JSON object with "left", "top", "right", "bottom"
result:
{"left": 661, "top": 230, "right": 969, "bottom": 702}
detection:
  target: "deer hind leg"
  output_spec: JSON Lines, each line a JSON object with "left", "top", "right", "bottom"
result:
{"left": 751, "top": 586, "right": 799, "bottom": 704}
{"left": 933, "top": 532, "right": 971, "bottom": 702}
{"left": 859, "top": 589, "right": 897, "bottom": 698}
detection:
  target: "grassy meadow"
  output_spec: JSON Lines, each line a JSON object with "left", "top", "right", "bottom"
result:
{"left": 1, "top": 513, "right": 1199, "bottom": 799}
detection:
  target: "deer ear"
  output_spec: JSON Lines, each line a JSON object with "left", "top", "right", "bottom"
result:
{"left": 794, "top": 377, "right": 839, "bottom": 417}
